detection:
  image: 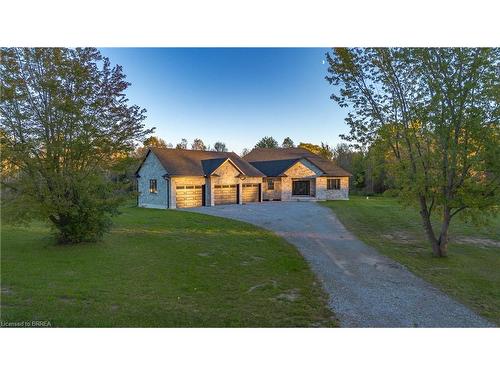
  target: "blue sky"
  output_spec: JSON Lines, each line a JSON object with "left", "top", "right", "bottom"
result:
{"left": 100, "top": 48, "right": 349, "bottom": 153}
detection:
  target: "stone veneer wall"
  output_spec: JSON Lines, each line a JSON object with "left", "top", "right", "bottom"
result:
{"left": 263, "top": 178, "right": 282, "bottom": 200}
{"left": 315, "top": 176, "right": 349, "bottom": 200}
{"left": 281, "top": 160, "right": 322, "bottom": 201}
{"left": 208, "top": 160, "right": 262, "bottom": 205}
{"left": 137, "top": 152, "right": 169, "bottom": 209}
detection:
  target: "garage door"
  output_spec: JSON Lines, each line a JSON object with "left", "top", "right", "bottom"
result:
{"left": 176, "top": 185, "right": 204, "bottom": 208}
{"left": 242, "top": 183, "right": 260, "bottom": 203}
{"left": 214, "top": 184, "right": 237, "bottom": 205}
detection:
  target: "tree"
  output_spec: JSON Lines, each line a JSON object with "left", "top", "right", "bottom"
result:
{"left": 298, "top": 142, "right": 334, "bottom": 160}
{"left": 282, "top": 137, "right": 295, "bottom": 148}
{"left": 326, "top": 48, "right": 500, "bottom": 257}
{"left": 255, "top": 136, "right": 278, "bottom": 149}
{"left": 133, "top": 135, "right": 170, "bottom": 160}
{"left": 191, "top": 138, "right": 206, "bottom": 151}
{"left": 176, "top": 138, "right": 188, "bottom": 149}
{"left": 0, "top": 48, "right": 152, "bottom": 243}
{"left": 213, "top": 141, "right": 228, "bottom": 152}
{"left": 143, "top": 136, "right": 168, "bottom": 148}
{"left": 241, "top": 148, "right": 250, "bottom": 157}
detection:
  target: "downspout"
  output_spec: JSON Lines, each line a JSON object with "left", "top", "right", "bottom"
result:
{"left": 135, "top": 174, "right": 140, "bottom": 207}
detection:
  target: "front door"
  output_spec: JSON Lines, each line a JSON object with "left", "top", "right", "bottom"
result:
{"left": 292, "top": 180, "right": 310, "bottom": 196}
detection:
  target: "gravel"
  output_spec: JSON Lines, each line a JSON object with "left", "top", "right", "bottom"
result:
{"left": 186, "top": 201, "right": 494, "bottom": 327}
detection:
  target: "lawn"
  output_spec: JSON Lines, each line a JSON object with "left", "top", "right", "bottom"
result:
{"left": 1, "top": 204, "right": 336, "bottom": 327}
{"left": 322, "top": 196, "right": 500, "bottom": 325}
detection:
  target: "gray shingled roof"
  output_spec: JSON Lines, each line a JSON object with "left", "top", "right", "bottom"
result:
{"left": 142, "top": 148, "right": 265, "bottom": 177}
{"left": 243, "top": 147, "right": 352, "bottom": 177}
{"left": 248, "top": 159, "right": 300, "bottom": 177}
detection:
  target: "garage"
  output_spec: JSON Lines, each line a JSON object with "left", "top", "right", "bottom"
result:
{"left": 176, "top": 185, "right": 204, "bottom": 208}
{"left": 214, "top": 184, "right": 238, "bottom": 205}
{"left": 242, "top": 183, "right": 260, "bottom": 203}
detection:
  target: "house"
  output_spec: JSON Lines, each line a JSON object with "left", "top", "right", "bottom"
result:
{"left": 136, "top": 147, "right": 351, "bottom": 209}
{"left": 243, "top": 147, "right": 351, "bottom": 201}
{"left": 136, "top": 148, "right": 265, "bottom": 209}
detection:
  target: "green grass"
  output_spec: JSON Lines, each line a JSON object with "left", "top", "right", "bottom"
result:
{"left": 322, "top": 196, "right": 500, "bottom": 325}
{"left": 1, "top": 204, "right": 336, "bottom": 327}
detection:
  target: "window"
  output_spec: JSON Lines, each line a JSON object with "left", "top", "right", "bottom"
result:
{"left": 327, "top": 178, "right": 341, "bottom": 190}
{"left": 267, "top": 179, "right": 274, "bottom": 190}
{"left": 149, "top": 179, "right": 158, "bottom": 193}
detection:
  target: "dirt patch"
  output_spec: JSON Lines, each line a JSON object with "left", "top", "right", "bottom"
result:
{"left": 241, "top": 255, "right": 265, "bottom": 266}
{"left": 247, "top": 280, "right": 278, "bottom": 293}
{"left": 1, "top": 286, "right": 14, "bottom": 295}
{"left": 453, "top": 236, "right": 500, "bottom": 248}
{"left": 275, "top": 288, "right": 301, "bottom": 302}
{"left": 59, "top": 296, "right": 76, "bottom": 304}
{"left": 381, "top": 231, "right": 419, "bottom": 244}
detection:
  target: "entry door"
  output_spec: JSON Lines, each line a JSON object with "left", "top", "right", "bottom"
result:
{"left": 292, "top": 180, "right": 310, "bottom": 196}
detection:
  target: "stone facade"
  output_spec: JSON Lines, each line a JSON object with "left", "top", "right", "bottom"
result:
{"left": 208, "top": 160, "right": 262, "bottom": 205}
{"left": 261, "top": 160, "right": 350, "bottom": 202}
{"left": 281, "top": 160, "right": 322, "bottom": 201}
{"left": 316, "top": 176, "right": 349, "bottom": 200}
{"left": 137, "top": 152, "right": 168, "bottom": 209}
{"left": 263, "top": 178, "right": 282, "bottom": 200}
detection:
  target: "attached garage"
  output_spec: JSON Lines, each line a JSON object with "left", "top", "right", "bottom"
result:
{"left": 214, "top": 184, "right": 238, "bottom": 205}
{"left": 176, "top": 185, "right": 204, "bottom": 208}
{"left": 242, "top": 183, "right": 260, "bottom": 203}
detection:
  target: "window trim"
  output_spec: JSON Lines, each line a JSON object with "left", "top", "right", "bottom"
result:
{"left": 327, "top": 178, "right": 341, "bottom": 190}
{"left": 267, "top": 179, "right": 274, "bottom": 190}
{"left": 149, "top": 179, "right": 158, "bottom": 194}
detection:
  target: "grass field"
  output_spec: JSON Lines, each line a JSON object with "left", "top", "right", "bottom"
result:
{"left": 1, "top": 204, "right": 336, "bottom": 327}
{"left": 322, "top": 196, "right": 500, "bottom": 325}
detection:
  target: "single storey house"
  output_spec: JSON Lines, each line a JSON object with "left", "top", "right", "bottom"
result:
{"left": 136, "top": 147, "right": 351, "bottom": 209}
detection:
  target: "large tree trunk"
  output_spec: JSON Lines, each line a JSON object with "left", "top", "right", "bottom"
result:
{"left": 418, "top": 195, "right": 448, "bottom": 257}
{"left": 436, "top": 208, "right": 452, "bottom": 257}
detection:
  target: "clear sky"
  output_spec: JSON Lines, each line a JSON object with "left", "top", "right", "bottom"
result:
{"left": 100, "top": 48, "right": 349, "bottom": 153}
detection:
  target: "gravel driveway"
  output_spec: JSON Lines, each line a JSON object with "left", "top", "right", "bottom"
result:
{"left": 186, "top": 202, "right": 493, "bottom": 327}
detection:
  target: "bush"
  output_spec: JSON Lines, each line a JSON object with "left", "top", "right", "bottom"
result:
{"left": 382, "top": 188, "right": 400, "bottom": 198}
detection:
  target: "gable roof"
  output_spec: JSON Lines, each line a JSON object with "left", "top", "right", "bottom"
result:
{"left": 137, "top": 148, "right": 265, "bottom": 177}
{"left": 243, "top": 147, "right": 352, "bottom": 177}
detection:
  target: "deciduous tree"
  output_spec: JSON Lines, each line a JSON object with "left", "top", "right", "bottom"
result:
{"left": 191, "top": 138, "right": 207, "bottom": 151}
{"left": 255, "top": 136, "right": 278, "bottom": 149}
{"left": 0, "top": 48, "right": 152, "bottom": 243}
{"left": 213, "top": 141, "right": 227, "bottom": 152}
{"left": 176, "top": 138, "right": 188, "bottom": 149}
{"left": 282, "top": 137, "right": 295, "bottom": 148}
{"left": 326, "top": 48, "right": 500, "bottom": 257}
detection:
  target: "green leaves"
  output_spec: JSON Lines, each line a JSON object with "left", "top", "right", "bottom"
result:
{"left": 326, "top": 48, "right": 500, "bottom": 255}
{"left": 0, "top": 47, "right": 153, "bottom": 243}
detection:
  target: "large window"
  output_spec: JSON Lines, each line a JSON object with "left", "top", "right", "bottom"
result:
{"left": 267, "top": 179, "right": 274, "bottom": 190}
{"left": 327, "top": 178, "right": 340, "bottom": 190}
{"left": 149, "top": 179, "right": 158, "bottom": 193}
